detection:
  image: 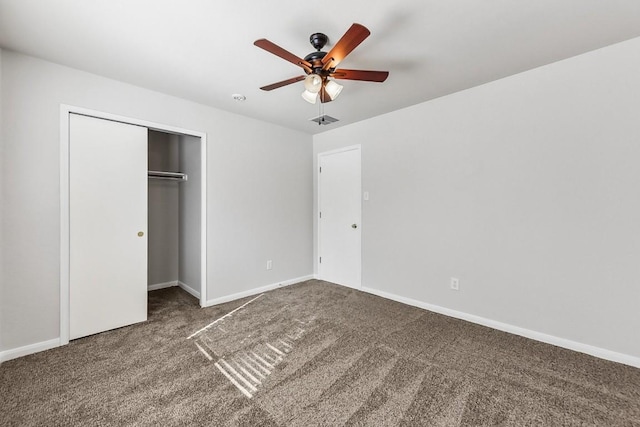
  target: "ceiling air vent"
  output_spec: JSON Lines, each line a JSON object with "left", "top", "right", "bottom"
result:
{"left": 309, "top": 115, "right": 339, "bottom": 125}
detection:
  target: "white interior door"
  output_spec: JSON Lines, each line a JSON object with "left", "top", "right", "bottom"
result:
{"left": 318, "top": 146, "right": 361, "bottom": 288}
{"left": 69, "top": 114, "right": 148, "bottom": 339}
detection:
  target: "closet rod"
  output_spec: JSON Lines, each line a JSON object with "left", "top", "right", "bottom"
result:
{"left": 148, "top": 170, "right": 188, "bottom": 181}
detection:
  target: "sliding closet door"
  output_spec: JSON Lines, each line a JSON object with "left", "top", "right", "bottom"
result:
{"left": 69, "top": 114, "right": 148, "bottom": 340}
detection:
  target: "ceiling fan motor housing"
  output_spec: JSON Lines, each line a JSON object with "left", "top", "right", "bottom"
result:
{"left": 305, "top": 33, "right": 333, "bottom": 76}
{"left": 309, "top": 32, "right": 328, "bottom": 50}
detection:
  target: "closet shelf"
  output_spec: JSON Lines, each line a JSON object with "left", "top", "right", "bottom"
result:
{"left": 148, "top": 170, "right": 188, "bottom": 182}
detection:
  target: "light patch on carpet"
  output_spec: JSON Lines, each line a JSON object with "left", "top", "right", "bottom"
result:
{"left": 188, "top": 294, "right": 314, "bottom": 398}
{"left": 187, "top": 293, "right": 265, "bottom": 339}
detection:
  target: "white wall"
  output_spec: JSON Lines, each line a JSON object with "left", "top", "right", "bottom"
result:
{"left": 0, "top": 49, "right": 4, "bottom": 352}
{"left": 178, "top": 134, "right": 201, "bottom": 294}
{"left": 0, "top": 49, "right": 313, "bottom": 352}
{"left": 314, "top": 37, "right": 640, "bottom": 361}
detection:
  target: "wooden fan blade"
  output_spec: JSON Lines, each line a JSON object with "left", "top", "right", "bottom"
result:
{"left": 254, "top": 39, "right": 312, "bottom": 69}
{"left": 321, "top": 23, "right": 370, "bottom": 69}
{"left": 331, "top": 69, "right": 389, "bottom": 82}
{"left": 260, "top": 75, "right": 305, "bottom": 91}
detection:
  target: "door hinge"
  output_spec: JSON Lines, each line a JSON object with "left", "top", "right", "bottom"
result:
{"left": 319, "top": 166, "right": 322, "bottom": 173}
{"left": 319, "top": 211, "right": 322, "bottom": 219}
{"left": 319, "top": 257, "right": 322, "bottom": 264}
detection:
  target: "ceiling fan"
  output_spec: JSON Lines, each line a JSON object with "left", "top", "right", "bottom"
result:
{"left": 254, "top": 23, "right": 389, "bottom": 104}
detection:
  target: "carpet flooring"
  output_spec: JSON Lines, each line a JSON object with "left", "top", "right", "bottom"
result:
{"left": 1, "top": 280, "right": 639, "bottom": 426}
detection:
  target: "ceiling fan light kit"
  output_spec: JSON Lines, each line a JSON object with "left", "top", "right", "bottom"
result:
{"left": 301, "top": 89, "right": 319, "bottom": 104}
{"left": 324, "top": 80, "right": 343, "bottom": 99}
{"left": 254, "top": 23, "right": 389, "bottom": 105}
{"left": 304, "top": 74, "right": 323, "bottom": 94}
{"left": 301, "top": 74, "right": 344, "bottom": 104}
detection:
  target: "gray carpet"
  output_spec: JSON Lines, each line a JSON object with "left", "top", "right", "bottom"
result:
{"left": 1, "top": 280, "right": 639, "bottom": 426}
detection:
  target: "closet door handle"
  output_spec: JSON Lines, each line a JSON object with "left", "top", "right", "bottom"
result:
{"left": 137, "top": 231, "right": 144, "bottom": 237}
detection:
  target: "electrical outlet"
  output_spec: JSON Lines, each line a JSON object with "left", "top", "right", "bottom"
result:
{"left": 266, "top": 260, "right": 273, "bottom": 270}
{"left": 450, "top": 277, "right": 459, "bottom": 291}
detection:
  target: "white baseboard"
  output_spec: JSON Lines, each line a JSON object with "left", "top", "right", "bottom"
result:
{"left": 0, "top": 338, "right": 61, "bottom": 363}
{"left": 360, "top": 286, "right": 640, "bottom": 369}
{"left": 178, "top": 281, "right": 200, "bottom": 299}
{"left": 204, "top": 275, "right": 314, "bottom": 307}
{"left": 148, "top": 280, "right": 178, "bottom": 291}
{"left": 148, "top": 280, "right": 200, "bottom": 299}
{"left": 10, "top": 278, "right": 634, "bottom": 369}
{"left": 3, "top": 282, "right": 201, "bottom": 363}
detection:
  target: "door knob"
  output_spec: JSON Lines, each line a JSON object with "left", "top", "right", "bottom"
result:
{"left": 351, "top": 224, "right": 358, "bottom": 229}
{"left": 138, "top": 231, "right": 144, "bottom": 237}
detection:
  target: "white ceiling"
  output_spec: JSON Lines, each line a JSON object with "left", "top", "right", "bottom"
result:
{"left": 1, "top": 1, "right": 640, "bottom": 135}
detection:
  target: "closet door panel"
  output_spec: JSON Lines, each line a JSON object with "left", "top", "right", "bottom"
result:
{"left": 69, "top": 114, "right": 148, "bottom": 340}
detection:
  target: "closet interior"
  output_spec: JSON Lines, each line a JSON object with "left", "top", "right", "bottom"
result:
{"left": 147, "top": 130, "right": 202, "bottom": 299}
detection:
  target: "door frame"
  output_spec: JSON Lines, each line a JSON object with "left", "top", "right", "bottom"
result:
{"left": 59, "top": 104, "right": 208, "bottom": 345}
{"left": 316, "top": 144, "right": 362, "bottom": 288}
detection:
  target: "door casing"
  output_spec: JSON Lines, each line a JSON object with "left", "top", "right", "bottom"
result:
{"left": 60, "top": 105, "right": 208, "bottom": 345}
